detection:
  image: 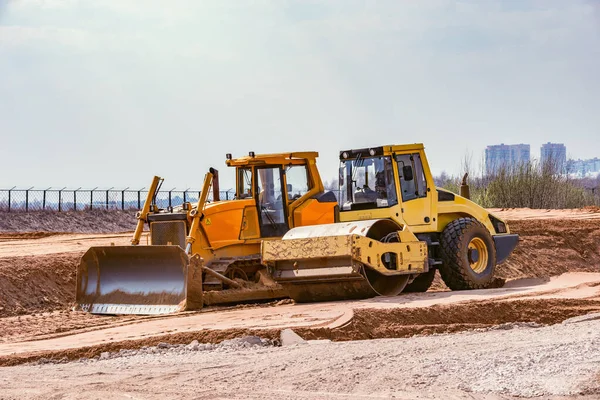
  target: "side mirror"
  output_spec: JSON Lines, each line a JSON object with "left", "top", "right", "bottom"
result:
{"left": 339, "top": 167, "right": 344, "bottom": 186}
{"left": 403, "top": 165, "right": 414, "bottom": 181}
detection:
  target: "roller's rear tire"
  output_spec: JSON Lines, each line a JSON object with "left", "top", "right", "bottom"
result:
{"left": 439, "top": 217, "right": 496, "bottom": 290}
{"left": 403, "top": 269, "right": 436, "bottom": 293}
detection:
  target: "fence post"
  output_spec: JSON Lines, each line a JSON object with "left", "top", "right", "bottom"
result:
{"left": 73, "top": 188, "right": 77, "bottom": 211}
{"left": 73, "top": 187, "right": 81, "bottom": 211}
{"left": 121, "top": 187, "right": 128, "bottom": 210}
{"left": 42, "top": 187, "right": 51, "bottom": 210}
{"left": 137, "top": 190, "right": 141, "bottom": 209}
{"left": 105, "top": 187, "right": 112, "bottom": 209}
{"left": 90, "top": 187, "right": 97, "bottom": 210}
{"left": 58, "top": 187, "right": 66, "bottom": 212}
{"left": 8, "top": 186, "right": 15, "bottom": 212}
{"left": 25, "top": 187, "right": 33, "bottom": 212}
{"left": 168, "top": 189, "right": 173, "bottom": 208}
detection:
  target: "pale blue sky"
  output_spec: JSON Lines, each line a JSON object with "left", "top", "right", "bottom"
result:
{"left": 1, "top": 0, "right": 599, "bottom": 190}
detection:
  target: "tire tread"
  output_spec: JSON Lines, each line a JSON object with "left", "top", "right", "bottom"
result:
{"left": 438, "top": 217, "right": 496, "bottom": 290}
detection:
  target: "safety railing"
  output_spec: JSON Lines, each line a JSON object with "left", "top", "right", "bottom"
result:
{"left": 0, "top": 188, "right": 235, "bottom": 212}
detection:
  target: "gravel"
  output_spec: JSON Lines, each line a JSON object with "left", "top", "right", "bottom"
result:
{"left": 0, "top": 318, "right": 598, "bottom": 399}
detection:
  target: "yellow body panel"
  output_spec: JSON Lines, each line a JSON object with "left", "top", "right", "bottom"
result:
{"left": 292, "top": 198, "right": 336, "bottom": 227}
{"left": 240, "top": 205, "right": 260, "bottom": 240}
{"left": 200, "top": 200, "right": 249, "bottom": 248}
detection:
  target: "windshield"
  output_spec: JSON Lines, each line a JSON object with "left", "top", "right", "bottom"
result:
{"left": 339, "top": 155, "right": 398, "bottom": 210}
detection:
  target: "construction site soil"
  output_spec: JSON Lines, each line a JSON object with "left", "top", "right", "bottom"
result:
{"left": 0, "top": 210, "right": 136, "bottom": 233}
{"left": 0, "top": 208, "right": 600, "bottom": 399}
{"left": 0, "top": 209, "right": 599, "bottom": 384}
{"left": 2, "top": 209, "right": 599, "bottom": 319}
{"left": 1, "top": 297, "right": 599, "bottom": 368}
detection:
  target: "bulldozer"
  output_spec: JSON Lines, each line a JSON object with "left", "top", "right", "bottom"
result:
{"left": 76, "top": 151, "right": 339, "bottom": 314}
{"left": 76, "top": 144, "right": 518, "bottom": 314}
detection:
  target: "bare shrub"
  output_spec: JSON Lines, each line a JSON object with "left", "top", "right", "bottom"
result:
{"left": 437, "top": 157, "right": 600, "bottom": 209}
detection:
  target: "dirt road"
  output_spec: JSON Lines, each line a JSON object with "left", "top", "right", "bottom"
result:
{"left": 1, "top": 315, "right": 598, "bottom": 400}
{"left": 1, "top": 272, "right": 599, "bottom": 366}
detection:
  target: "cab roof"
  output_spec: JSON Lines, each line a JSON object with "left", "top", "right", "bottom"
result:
{"left": 339, "top": 144, "right": 425, "bottom": 160}
{"left": 226, "top": 151, "right": 319, "bottom": 166}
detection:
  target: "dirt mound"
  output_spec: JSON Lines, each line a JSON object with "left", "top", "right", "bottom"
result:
{"left": 584, "top": 206, "right": 600, "bottom": 213}
{"left": 297, "top": 298, "right": 600, "bottom": 341}
{"left": 427, "top": 218, "right": 600, "bottom": 291}
{"left": 0, "top": 252, "right": 81, "bottom": 317}
{"left": 0, "top": 210, "right": 136, "bottom": 233}
{"left": 0, "top": 232, "right": 64, "bottom": 240}
{"left": 499, "top": 219, "right": 600, "bottom": 279}
{"left": 0, "top": 327, "right": 281, "bottom": 367}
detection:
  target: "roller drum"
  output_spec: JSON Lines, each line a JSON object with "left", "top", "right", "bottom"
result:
{"left": 267, "top": 219, "right": 412, "bottom": 302}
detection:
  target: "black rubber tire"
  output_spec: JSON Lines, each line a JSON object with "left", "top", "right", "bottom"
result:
{"left": 403, "top": 269, "right": 436, "bottom": 293}
{"left": 439, "top": 217, "right": 497, "bottom": 290}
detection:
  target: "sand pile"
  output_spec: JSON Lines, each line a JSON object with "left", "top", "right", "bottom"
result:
{"left": 296, "top": 298, "right": 600, "bottom": 341}
{"left": 500, "top": 218, "right": 600, "bottom": 279}
{"left": 0, "top": 210, "right": 136, "bottom": 233}
{"left": 0, "top": 253, "right": 80, "bottom": 317}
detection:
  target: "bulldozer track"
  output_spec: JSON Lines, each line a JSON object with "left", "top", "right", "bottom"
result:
{"left": 204, "top": 255, "right": 263, "bottom": 290}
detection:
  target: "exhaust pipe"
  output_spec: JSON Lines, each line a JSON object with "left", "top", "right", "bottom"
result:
{"left": 210, "top": 168, "right": 220, "bottom": 201}
{"left": 460, "top": 173, "right": 470, "bottom": 200}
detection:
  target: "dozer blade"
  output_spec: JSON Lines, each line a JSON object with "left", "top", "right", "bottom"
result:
{"left": 76, "top": 246, "right": 203, "bottom": 315}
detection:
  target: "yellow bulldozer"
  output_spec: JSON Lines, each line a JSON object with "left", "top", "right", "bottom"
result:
{"left": 76, "top": 144, "right": 518, "bottom": 314}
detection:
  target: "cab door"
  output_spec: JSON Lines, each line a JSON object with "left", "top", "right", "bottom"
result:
{"left": 396, "top": 153, "right": 433, "bottom": 226}
{"left": 238, "top": 167, "right": 261, "bottom": 240}
{"left": 255, "top": 166, "right": 290, "bottom": 237}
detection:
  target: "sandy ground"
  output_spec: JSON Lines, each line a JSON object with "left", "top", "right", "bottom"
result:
{"left": 1, "top": 272, "right": 599, "bottom": 360}
{"left": 489, "top": 207, "right": 600, "bottom": 220}
{"left": 0, "top": 232, "right": 133, "bottom": 257}
{"left": 1, "top": 316, "right": 599, "bottom": 399}
{"left": 0, "top": 208, "right": 599, "bottom": 399}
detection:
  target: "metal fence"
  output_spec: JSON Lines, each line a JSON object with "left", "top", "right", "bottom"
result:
{"left": 0, "top": 188, "right": 235, "bottom": 212}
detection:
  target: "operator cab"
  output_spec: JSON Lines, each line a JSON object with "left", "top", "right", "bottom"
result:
{"left": 339, "top": 146, "right": 429, "bottom": 216}
{"left": 229, "top": 153, "right": 313, "bottom": 237}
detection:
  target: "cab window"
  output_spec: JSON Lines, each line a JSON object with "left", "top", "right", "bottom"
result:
{"left": 256, "top": 166, "right": 288, "bottom": 237}
{"left": 238, "top": 168, "right": 252, "bottom": 199}
{"left": 285, "top": 165, "right": 310, "bottom": 201}
{"left": 396, "top": 153, "right": 428, "bottom": 202}
{"left": 413, "top": 153, "right": 428, "bottom": 197}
